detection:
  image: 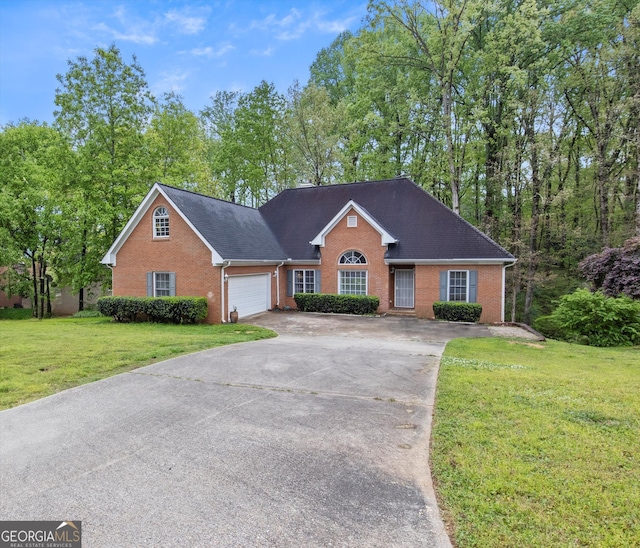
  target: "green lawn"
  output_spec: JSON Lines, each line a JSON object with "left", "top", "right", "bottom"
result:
{"left": 432, "top": 337, "right": 640, "bottom": 547}
{"left": 0, "top": 316, "right": 276, "bottom": 410}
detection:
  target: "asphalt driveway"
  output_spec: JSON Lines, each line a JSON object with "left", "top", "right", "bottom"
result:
{"left": 0, "top": 313, "right": 492, "bottom": 547}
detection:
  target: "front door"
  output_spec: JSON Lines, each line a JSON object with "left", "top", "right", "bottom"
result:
{"left": 394, "top": 269, "right": 415, "bottom": 308}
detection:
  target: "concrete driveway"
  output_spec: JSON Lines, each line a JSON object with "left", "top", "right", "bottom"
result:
{"left": 0, "top": 313, "right": 492, "bottom": 547}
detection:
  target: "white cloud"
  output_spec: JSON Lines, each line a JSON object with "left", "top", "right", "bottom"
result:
{"left": 189, "top": 44, "right": 235, "bottom": 58}
{"left": 93, "top": 22, "right": 158, "bottom": 45}
{"left": 153, "top": 70, "right": 190, "bottom": 94}
{"left": 165, "top": 9, "right": 208, "bottom": 35}
{"left": 250, "top": 46, "right": 275, "bottom": 57}
{"left": 248, "top": 8, "right": 361, "bottom": 41}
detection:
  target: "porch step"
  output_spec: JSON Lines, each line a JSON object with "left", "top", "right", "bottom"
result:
{"left": 386, "top": 308, "right": 416, "bottom": 317}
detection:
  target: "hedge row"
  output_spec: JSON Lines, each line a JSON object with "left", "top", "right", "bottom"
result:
{"left": 433, "top": 301, "right": 483, "bottom": 322}
{"left": 294, "top": 293, "right": 380, "bottom": 315}
{"left": 97, "top": 296, "right": 208, "bottom": 324}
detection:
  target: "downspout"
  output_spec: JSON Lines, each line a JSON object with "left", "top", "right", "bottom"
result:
{"left": 275, "top": 262, "right": 284, "bottom": 308}
{"left": 221, "top": 260, "right": 231, "bottom": 323}
{"left": 502, "top": 260, "right": 517, "bottom": 323}
{"left": 105, "top": 264, "right": 114, "bottom": 295}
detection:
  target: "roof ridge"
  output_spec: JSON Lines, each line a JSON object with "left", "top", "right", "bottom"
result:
{"left": 157, "top": 183, "right": 259, "bottom": 211}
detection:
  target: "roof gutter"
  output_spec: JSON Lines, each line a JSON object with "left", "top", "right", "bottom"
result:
{"left": 385, "top": 258, "right": 515, "bottom": 265}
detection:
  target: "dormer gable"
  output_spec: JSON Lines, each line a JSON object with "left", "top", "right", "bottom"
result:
{"left": 310, "top": 200, "right": 398, "bottom": 248}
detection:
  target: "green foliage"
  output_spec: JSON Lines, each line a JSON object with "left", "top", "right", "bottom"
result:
{"left": 53, "top": 44, "right": 155, "bottom": 301}
{"left": 0, "top": 308, "right": 33, "bottom": 320}
{"left": 72, "top": 310, "right": 103, "bottom": 318}
{"left": 294, "top": 293, "right": 380, "bottom": 315}
{"left": 433, "top": 301, "right": 483, "bottom": 323}
{"left": 147, "top": 91, "right": 213, "bottom": 193}
{"left": 97, "top": 296, "right": 208, "bottom": 324}
{"left": 540, "top": 289, "right": 640, "bottom": 347}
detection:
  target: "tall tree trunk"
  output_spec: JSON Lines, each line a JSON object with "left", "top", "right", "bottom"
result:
{"left": 46, "top": 275, "right": 52, "bottom": 317}
{"left": 31, "top": 255, "right": 38, "bottom": 318}
{"left": 523, "top": 114, "right": 541, "bottom": 325}
{"left": 443, "top": 85, "right": 460, "bottom": 214}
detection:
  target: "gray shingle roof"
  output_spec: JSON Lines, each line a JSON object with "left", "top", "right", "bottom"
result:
{"left": 159, "top": 184, "right": 286, "bottom": 261}
{"left": 159, "top": 179, "right": 514, "bottom": 263}
{"left": 259, "top": 178, "right": 515, "bottom": 262}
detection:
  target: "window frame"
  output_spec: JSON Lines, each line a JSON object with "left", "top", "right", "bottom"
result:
{"left": 293, "top": 269, "right": 316, "bottom": 294}
{"left": 338, "top": 250, "right": 367, "bottom": 265}
{"left": 347, "top": 215, "right": 358, "bottom": 228}
{"left": 153, "top": 206, "right": 170, "bottom": 238}
{"left": 448, "top": 270, "right": 469, "bottom": 302}
{"left": 154, "top": 272, "right": 172, "bottom": 297}
{"left": 338, "top": 270, "right": 368, "bottom": 296}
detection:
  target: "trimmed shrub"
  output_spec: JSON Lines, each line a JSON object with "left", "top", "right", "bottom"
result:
{"left": 543, "top": 289, "right": 640, "bottom": 347}
{"left": 294, "top": 293, "right": 380, "bottom": 315}
{"left": 72, "top": 310, "right": 103, "bottom": 318}
{"left": 97, "top": 296, "right": 208, "bottom": 324}
{"left": 433, "top": 301, "right": 483, "bottom": 323}
{"left": 532, "top": 315, "right": 565, "bottom": 341}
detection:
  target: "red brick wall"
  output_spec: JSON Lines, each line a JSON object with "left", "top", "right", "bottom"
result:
{"left": 112, "top": 195, "right": 222, "bottom": 322}
{"left": 415, "top": 264, "right": 504, "bottom": 323}
{"left": 113, "top": 197, "right": 505, "bottom": 324}
{"left": 282, "top": 209, "right": 390, "bottom": 314}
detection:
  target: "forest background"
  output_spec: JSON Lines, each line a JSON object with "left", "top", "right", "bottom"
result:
{"left": 1, "top": 0, "right": 638, "bottom": 323}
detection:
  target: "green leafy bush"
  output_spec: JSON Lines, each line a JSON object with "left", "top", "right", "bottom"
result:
{"left": 433, "top": 301, "right": 483, "bottom": 322}
{"left": 539, "top": 289, "right": 640, "bottom": 347}
{"left": 97, "top": 296, "right": 208, "bottom": 324}
{"left": 294, "top": 293, "right": 380, "bottom": 315}
{"left": 532, "top": 315, "right": 565, "bottom": 341}
{"left": 72, "top": 310, "right": 103, "bottom": 318}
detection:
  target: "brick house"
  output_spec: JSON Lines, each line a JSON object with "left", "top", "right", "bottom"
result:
{"left": 101, "top": 178, "right": 516, "bottom": 323}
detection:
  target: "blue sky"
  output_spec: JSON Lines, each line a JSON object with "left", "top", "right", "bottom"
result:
{"left": 0, "top": 0, "right": 367, "bottom": 126}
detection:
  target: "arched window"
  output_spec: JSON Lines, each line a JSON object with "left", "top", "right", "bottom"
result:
{"left": 153, "top": 206, "right": 169, "bottom": 238}
{"left": 339, "top": 250, "right": 367, "bottom": 264}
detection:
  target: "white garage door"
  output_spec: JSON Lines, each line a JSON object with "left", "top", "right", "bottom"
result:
{"left": 228, "top": 274, "right": 271, "bottom": 319}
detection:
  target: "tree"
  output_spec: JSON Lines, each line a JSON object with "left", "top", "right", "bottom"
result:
{"left": 369, "top": 0, "right": 486, "bottom": 214}
{"left": 0, "top": 122, "right": 71, "bottom": 318}
{"left": 286, "top": 82, "right": 344, "bottom": 185}
{"left": 579, "top": 237, "right": 640, "bottom": 299}
{"left": 202, "top": 82, "right": 292, "bottom": 206}
{"left": 147, "top": 91, "right": 213, "bottom": 194}
{"left": 54, "top": 44, "right": 155, "bottom": 308}
{"left": 200, "top": 91, "right": 243, "bottom": 202}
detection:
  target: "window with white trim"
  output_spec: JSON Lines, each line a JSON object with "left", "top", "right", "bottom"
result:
{"left": 154, "top": 272, "right": 171, "bottom": 296}
{"left": 294, "top": 270, "right": 316, "bottom": 293}
{"left": 339, "top": 250, "right": 367, "bottom": 264}
{"left": 448, "top": 271, "right": 468, "bottom": 302}
{"left": 347, "top": 215, "right": 357, "bottom": 227}
{"left": 339, "top": 270, "right": 367, "bottom": 295}
{"left": 153, "top": 206, "right": 169, "bottom": 238}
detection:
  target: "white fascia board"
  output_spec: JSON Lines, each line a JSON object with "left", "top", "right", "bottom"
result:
{"left": 310, "top": 200, "right": 397, "bottom": 247}
{"left": 385, "top": 258, "right": 518, "bottom": 265}
{"left": 100, "top": 183, "right": 224, "bottom": 266}
{"left": 219, "top": 260, "right": 288, "bottom": 267}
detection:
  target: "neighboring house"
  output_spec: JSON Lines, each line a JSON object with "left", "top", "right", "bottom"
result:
{"left": 101, "top": 178, "right": 516, "bottom": 324}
